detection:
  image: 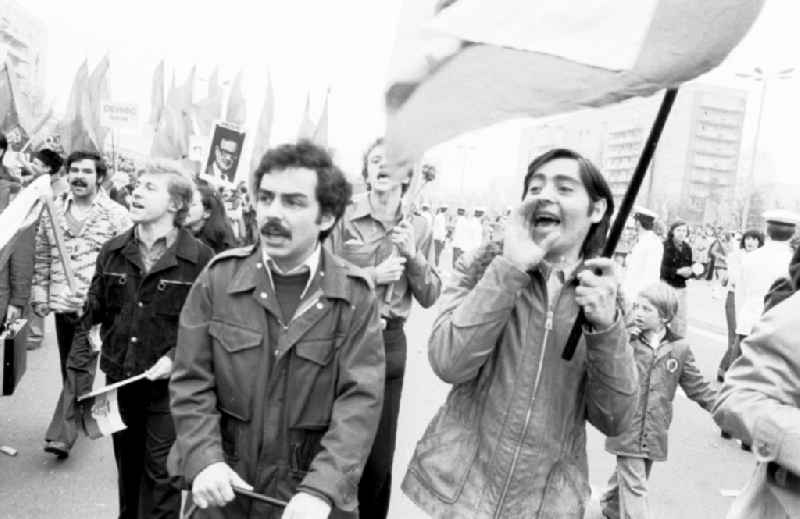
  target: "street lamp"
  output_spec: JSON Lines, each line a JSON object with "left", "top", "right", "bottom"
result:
{"left": 736, "top": 66, "right": 794, "bottom": 230}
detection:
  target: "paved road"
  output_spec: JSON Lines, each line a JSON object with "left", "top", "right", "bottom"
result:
{"left": 0, "top": 279, "right": 756, "bottom": 518}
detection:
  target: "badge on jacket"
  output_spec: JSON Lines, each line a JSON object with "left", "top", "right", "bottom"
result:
{"left": 666, "top": 358, "right": 679, "bottom": 373}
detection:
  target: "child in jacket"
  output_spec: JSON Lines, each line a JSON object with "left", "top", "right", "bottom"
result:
{"left": 601, "top": 282, "right": 717, "bottom": 519}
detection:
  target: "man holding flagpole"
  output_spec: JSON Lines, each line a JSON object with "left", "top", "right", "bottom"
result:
{"left": 66, "top": 161, "right": 213, "bottom": 518}
{"left": 31, "top": 151, "right": 131, "bottom": 459}
{"left": 329, "top": 137, "right": 441, "bottom": 519}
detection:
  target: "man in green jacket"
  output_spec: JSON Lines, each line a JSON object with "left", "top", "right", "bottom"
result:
{"left": 169, "top": 141, "right": 385, "bottom": 519}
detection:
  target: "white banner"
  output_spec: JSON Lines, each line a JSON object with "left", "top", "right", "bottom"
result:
{"left": 100, "top": 102, "right": 140, "bottom": 131}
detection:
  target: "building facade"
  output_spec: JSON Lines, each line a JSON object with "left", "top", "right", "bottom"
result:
{"left": 516, "top": 83, "right": 748, "bottom": 226}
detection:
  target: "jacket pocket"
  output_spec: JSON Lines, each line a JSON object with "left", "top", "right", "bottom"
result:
{"left": 209, "top": 321, "right": 262, "bottom": 421}
{"left": 154, "top": 279, "right": 194, "bottom": 317}
{"left": 287, "top": 339, "right": 336, "bottom": 428}
{"left": 410, "top": 421, "right": 479, "bottom": 504}
{"left": 102, "top": 272, "right": 128, "bottom": 310}
{"left": 537, "top": 460, "right": 588, "bottom": 517}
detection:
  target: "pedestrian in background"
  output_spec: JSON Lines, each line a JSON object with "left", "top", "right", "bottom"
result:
{"left": 660, "top": 221, "right": 693, "bottom": 337}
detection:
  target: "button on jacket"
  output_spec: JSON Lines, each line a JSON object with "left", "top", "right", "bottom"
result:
{"left": 168, "top": 245, "right": 385, "bottom": 518}
{"left": 402, "top": 248, "right": 638, "bottom": 518}
{"left": 605, "top": 330, "right": 717, "bottom": 462}
{"left": 328, "top": 193, "right": 441, "bottom": 320}
{"left": 66, "top": 227, "right": 214, "bottom": 394}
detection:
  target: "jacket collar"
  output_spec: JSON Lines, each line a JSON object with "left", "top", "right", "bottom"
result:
{"left": 109, "top": 226, "right": 203, "bottom": 269}
{"left": 347, "top": 193, "right": 402, "bottom": 223}
{"left": 227, "top": 243, "right": 351, "bottom": 302}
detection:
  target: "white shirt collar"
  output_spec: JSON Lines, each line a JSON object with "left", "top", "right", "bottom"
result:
{"left": 261, "top": 243, "right": 321, "bottom": 298}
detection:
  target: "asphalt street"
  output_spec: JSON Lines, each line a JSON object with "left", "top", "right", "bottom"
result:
{"left": 0, "top": 275, "right": 756, "bottom": 519}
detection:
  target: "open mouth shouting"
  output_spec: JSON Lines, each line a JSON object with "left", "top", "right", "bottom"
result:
{"left": 532, "top": 209, "right": 561, "bottom": 230}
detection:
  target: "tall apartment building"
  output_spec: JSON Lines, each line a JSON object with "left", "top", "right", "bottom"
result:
{"left": 0, "top": 0, "right": 47, "bottom": 109}
{"left": 516, "top": 83, "right": 747, "bottom": 226}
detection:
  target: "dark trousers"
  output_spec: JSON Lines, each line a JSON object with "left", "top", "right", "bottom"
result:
{"left": 434, "top": 239, "right": 445, "bottom": 266}
{"left": 45, "top": 312, "right": 80, "bottom": 448}
{"left": 358, "top": 324, "right": 407, "bottom": 519}
{"left": 717, "top": 291, "right": 739, "bottom": 380}
{"left": 112, "top": 379, "right": 180, "bottom": 519}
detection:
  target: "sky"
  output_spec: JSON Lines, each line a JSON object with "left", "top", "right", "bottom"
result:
{"left": 19, "top": 0, "right": 800, "bottom": 198}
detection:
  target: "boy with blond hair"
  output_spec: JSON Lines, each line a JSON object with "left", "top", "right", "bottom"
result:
{"left": 601, "top": 282, "right": 717, "bottom": 519}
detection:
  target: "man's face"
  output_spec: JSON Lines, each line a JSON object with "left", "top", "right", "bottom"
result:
{"left": 128, "top": 173, "right": 176, "bottom": 225}
{"left": 365, "top": 143, "right": 408, "bottom": 192}
{"left": 214, "top": 138, "right": 237, "bottom": 172}
{"left": 67, "top": 159, "right": 101, "bottom": 200}
{"left": 523, "top": 158, "right": 605, "bottom": 261}
{"left": 256, "top": 167, "right": 334, "bottom": 269}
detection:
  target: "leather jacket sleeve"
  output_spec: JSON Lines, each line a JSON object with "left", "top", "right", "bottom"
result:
{"left": 583, "top": 315, "right": 639, "bottom": 436}
{"left": 299, "top": 285, "right": 385, "bottom": 511}
{"left": 169, "top": 268, "right": 227, "bottom": 482}
{"left": 428, "top": 252, "right": 529, "bottom": 384}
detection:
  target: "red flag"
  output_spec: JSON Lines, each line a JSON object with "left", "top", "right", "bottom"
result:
{"left": 148, "top": 60, "right": 165, "bottom": 125}
{"left": 225, "top": 69, "right": 247, "bottom": 128}
{"left": 250, "top": 72, "right": 275, "bottom": 171}
{"left": 0, "top": 63, "right": 32, "bottom": 151}
{"left": 312, "top": 89, "right": 330, "bottom": 147}
{"left": 297, "top": 94, "right": 314, "bottom": 140}
{"left": 58, "top": 61, "right": 98, "bottom": 154}
{"left": 195, "top": 67, "right": 223, "bottom": 136}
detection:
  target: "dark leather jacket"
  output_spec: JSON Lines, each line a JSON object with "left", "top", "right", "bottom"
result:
{"left": 66, "top": 227, "right": 214, "bottom": 395}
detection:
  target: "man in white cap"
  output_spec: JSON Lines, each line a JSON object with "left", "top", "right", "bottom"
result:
{"left": 729, "top": 210, "right": 798, "bottom": 450}
{"left": 621, "top": 206, "right": 663, "bottom": 301}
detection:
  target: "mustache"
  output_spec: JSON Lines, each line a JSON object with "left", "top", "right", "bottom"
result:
{"left": 259, "top": 219, "right": 292, "bottom": 239}
{"left": 70, "top": 179, "right": 89, "bottom": 188}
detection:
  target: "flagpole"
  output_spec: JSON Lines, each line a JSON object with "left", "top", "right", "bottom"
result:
{"left": 561, "top": 88, "right": 679, "bottom": 361}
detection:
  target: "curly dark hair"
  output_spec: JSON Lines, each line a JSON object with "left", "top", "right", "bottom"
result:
{"left": 740, "top": 229, "right": 765, "bottom": 249}
{"left": 65, "top": 151, "right": 108, "bottom": 183}
{"left": 252, "top": 140, "right": 352, "bottom": 241}
{"left": 34, "top": 148, "right": 64, "bottom": 174}
{"left": 522, "top": 148, "right": 614, "bottom": 259}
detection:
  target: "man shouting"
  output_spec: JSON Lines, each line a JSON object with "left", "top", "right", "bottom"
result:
{"left": 402, "top": 148, "right": 638, "bottom": 518}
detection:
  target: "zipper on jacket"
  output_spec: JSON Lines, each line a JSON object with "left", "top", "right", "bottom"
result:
{"left": 638, "top": 351, "right": 657, "bottom": 447}
{"left": 494, "top": 307, "right": 554, "bottom": 518}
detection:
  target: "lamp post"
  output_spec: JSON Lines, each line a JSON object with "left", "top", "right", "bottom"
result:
{"left": 736, "top": 67, "right": 794, "bottom": 230}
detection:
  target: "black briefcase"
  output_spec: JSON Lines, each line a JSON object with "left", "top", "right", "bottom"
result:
{"left": 1, "top": 319, "right": 28, "bottom": 396}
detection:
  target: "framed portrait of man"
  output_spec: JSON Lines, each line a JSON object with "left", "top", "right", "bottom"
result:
{"left": 205, "top": 123, "right": 246, "bottom": 185}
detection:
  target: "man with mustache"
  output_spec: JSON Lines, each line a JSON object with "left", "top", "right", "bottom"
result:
{"left": 169, "top": 141, "right": 385, "bottom": 518}
{"left": 402, "top": 148, "right": 638, "bottom": 518}
{"left": 65, "top": 161, "right": 214, "bottom": 518}
{"left": 31, "top": 151, "right": 132, "bottom": 459}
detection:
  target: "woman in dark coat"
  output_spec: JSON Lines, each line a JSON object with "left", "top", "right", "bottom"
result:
{"left": 185, "top": 184, "right": 236, "bottom": 253}
{"left": 660, "top": 221, "right": 693, "bottom": 336}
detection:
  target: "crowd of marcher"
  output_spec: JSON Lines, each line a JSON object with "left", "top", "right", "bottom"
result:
{"left": 1, "top": 132, "right": 799, "bottom": 519}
